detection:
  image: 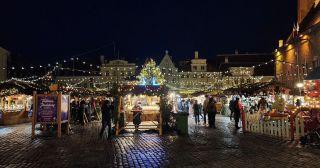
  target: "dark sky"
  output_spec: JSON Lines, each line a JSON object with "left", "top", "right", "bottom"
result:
{"left": 0, "top": 0, "right": 296, "bottom": 65}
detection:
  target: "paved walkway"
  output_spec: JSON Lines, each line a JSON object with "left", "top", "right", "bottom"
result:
{"left": 0, "top": 116, "right": 320, "bottom": 167}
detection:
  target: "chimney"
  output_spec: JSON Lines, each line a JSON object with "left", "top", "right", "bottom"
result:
{"left": 278, "top": 40, "right": 284, "bottom": 48}
{"left": 100, "top": 55, "right": 105, "bottom": 64}
{"left": 195, "top": 51, "right": 199, "bottom": 59}
{"left": 224, "top": 56, "right": 229, "bottom": 63}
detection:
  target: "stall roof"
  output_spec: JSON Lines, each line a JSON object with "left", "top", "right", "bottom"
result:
{"left": 0, "top": 79, "right": 49, "bottom": 97}
{"left": 223, "top": 81, "right": 292, "bottom": 95}
{"left": 120, "top": 85, "right": 168, "bottom": 96}
{"left": 61, "top": 86, "right": 112, "bottom": 97}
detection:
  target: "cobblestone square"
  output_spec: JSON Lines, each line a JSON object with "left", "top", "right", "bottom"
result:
{"left": 1, "top": 116, "right": 320, "bottom": 168}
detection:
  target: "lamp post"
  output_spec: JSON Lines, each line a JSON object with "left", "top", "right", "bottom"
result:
{"left": 296, "top": 82, "right": 304, "bottom": 96}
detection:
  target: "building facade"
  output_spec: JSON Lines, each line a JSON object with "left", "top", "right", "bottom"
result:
{"left": 217, "top": 52, "right": 274, "bottom": 89}
{"left": 275, "top": 2, "right": 320, "bottom": 88}
{"left": 56, "top": 50, "right": 274, "bottom": 93}
{"left": 100, "top": 59, "right": 137, "bottom": 83}
{"left": 191, "top": 51, "right": 207, "bottom": 72}
{"left": 159, "top": 51, "right": 222, "bottom": 92}
{"left": 56, "top": 58, "right": 137, "bottom": 90}
{"left": 159, "top": 50, "right": 179, "bottom": 86}
{"left": 298, "top": 0, "right": 320, "bottom": 23}
{"left": 0, "top": 47, "right": 9, "bottom": 81}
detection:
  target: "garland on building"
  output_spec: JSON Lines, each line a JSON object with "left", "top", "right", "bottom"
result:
{"left": 137, "top": 59, "right": 165, "bottom": 85}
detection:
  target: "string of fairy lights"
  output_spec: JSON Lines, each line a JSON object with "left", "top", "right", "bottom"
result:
{"left": 2, "top": 50, "right": 312, "bottom": 95}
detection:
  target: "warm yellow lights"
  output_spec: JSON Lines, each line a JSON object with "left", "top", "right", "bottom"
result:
{"left": 296, "top": 82, "right": 304, "bottom": 88}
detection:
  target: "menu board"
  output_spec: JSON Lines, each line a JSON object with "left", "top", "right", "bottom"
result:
{"left": 37, "top": 95, "right": 58, "bottom": 122}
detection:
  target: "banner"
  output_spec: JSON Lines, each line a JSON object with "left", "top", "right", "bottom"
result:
{"left": 61, "top": 95, "right": 69, "bottom": 122}
{"left": 37, "top": 95, "right": 58, "bottom": 122}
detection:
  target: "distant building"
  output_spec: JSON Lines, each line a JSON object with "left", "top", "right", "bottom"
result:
{"left": 100, "top": 59, "right": 137, "bottom": 83}
{"left": 275, "top": 2, "right": 320, "bottom": 87}
{"left": 0, "top": 47, "right": 9, "bottom": 81}
{"left": 159, "top": 51, "right": 222, "bottom": 92}
{"left": 217, "top": 51, "right": 274, "bottom": 89}
{"left": 191, "top": 51, "right": 207, "bottom": 72}
{"left": 56, "top": 58, "right": 137, "bottom": 90}
{"left": 217, "top": 51, "right": 274, "bottom": 76}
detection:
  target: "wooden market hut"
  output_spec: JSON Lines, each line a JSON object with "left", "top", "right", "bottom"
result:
{"left": 0, "top": 79, "right": 48, "bottom": 125}
{"left": 115, "top": 85, "right": 168, "bottom": 135}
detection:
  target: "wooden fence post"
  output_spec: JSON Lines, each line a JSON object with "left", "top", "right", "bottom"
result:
{"left": 281, "top": 119, "right": 285, "bottom": 139}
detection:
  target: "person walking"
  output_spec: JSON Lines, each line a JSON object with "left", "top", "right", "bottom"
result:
{"left": 234, "top": 97, "right": 241, "bottom": 129}
{"left": 71, "top": 100, "right": 77, "bottom": 123}
{"left": 99, "top": 100, "right": 112, "bottom": 139}
{"left": 229, "top": 98, "right": 235, "bottom": 121}
{"left": 203, "top": 95, "right": 209, "bottom": 125}
{"left": 193, "top": 100, "right": 200, "bottom": 125}
{"left": 207, "top": 97, "right": 217, "bottom": 128}
{"left": 132, "top": 102, "right": 143, "bottom": 132}
{"left": 86, "top": 100, "right": 92, "bottom": 122}
{"left": 79, "top": 99, "right": 86, "bottom": 125}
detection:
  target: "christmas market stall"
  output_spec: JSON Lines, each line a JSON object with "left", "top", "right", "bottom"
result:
{"left": 0, "top": 79, "right": 48, "bottom": 125}
{"left": 292, "top": 67, "right": 320, "bottom": 144}
{"left": 115, "top": 59, "right": 168, "bottom": 135}
{"left": 239, "top": 79, "right": 319, "bottom": 142}
{"left": 304, "top": 67, "right": 320, "bottom": 107}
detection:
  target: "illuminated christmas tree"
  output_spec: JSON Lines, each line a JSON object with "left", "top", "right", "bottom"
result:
{"left": 138, "top": 59, "right": 165, "bottom": 85}
{"left": 272, "top": 95, "right": 285, "bottom": 113}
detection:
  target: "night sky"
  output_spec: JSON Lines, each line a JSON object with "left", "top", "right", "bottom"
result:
{"left": 0, "top": 0, "right": 296, "bottom": 65}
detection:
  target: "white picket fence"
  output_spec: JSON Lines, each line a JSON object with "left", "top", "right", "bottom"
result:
{"left": 245, "top": 113, "right": 305, "bottom": 140}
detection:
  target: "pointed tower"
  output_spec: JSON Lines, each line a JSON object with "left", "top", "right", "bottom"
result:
{"left": 159, "top": 50, "right": 176, "bottom": 69}
{"left": 159, "top": 50, "right": 178, "bottom": 85}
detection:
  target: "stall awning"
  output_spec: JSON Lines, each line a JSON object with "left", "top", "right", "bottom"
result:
{"left": 223, "top": 80, "right": 292, "bottom": 95}
{"left": 0, "top": 79, "right": 49, "bottom": 97}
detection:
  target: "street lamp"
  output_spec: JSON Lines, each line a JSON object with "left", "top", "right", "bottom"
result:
{"left": 296, "top": 82, "right": 304, "bottom": 96}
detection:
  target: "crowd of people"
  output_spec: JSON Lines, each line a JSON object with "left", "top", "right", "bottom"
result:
{"left": 179, "top": 95, "right": 244, "bottom": 129}
{"left": 70, "top": 97, "right": 114, "bottom": 139}
{"left": 70, "top": 95, "right": 262, "bottom": 139}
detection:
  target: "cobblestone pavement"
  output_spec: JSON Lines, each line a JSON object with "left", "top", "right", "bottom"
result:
{"left": 1, "top": 116, "right": 320, "bottom": 168}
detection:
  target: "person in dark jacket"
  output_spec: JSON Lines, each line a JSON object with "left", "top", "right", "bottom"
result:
{"left": 234, "top": 97, "right": 241, "bottom": 129}
{"left": 207, "top": 97, "right": 217, "bottom": 128}
{"left": 79, "top": 99, "right": 86, "bottom": 125}
{"left": 132, "top": 102, "right": 143, "bottom": 132}
{"left": 71, "top": 101, "right": 78, "bottom": 123}
{"left": 99, "top": 100, "right": 112, "bottom": 139}
{"left": 193, "top": 100, "right": 200, "bottom": 125}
